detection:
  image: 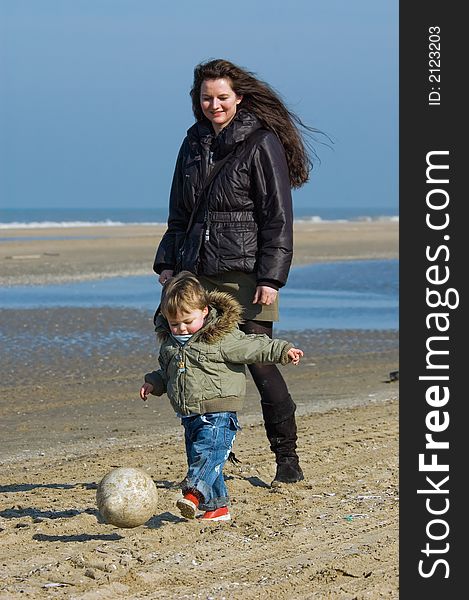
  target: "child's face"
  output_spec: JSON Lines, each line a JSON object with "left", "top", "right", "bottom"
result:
{"left": 167, "top": 306, "right": 209, "bottom": 335}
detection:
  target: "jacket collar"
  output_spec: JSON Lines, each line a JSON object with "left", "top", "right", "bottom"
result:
{"left": 154, "top": 291, "right": 243, "bottom": 344}
{"left": 186, "top": 109, "right": 263, "bottom": 158}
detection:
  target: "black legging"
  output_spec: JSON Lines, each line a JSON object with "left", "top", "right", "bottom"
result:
{"left": 239, "top": 320, "right": 296, "bottom": 424}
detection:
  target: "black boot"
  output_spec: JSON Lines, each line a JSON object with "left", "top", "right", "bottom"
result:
{"left": 265, "top": 415, "right": 304, "bottom": 486}
{"left": 274, "top": 455, "right": 304, "bottom": 485}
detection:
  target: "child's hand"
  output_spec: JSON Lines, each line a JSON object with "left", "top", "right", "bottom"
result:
{"left": 288, "top": 348, "right": 304, "bottom": 365}
{"left": 140, "top": 382, "right": 154, "bottom": 401}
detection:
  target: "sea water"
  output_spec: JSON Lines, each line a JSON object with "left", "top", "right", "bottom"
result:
{"left": 1, "top": 259, "right": 398, "bottom": 331}
{"left": 0, "top": 206, "right": 398, "bottom": 229}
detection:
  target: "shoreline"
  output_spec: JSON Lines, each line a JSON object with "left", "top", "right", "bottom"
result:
{"left": 1, "top": 218, "right": 399, "bottom": 462}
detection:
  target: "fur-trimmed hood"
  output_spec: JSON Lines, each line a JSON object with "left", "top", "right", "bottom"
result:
{"left": 154, "top": 291, "right": 243, "bottom": 344}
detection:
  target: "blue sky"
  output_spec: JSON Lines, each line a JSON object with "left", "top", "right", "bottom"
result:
{"left": 0, "top": 0, "right": 398, "bottom": 213}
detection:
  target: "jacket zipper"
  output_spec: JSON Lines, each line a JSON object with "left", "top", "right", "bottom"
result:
{"left": 204, "top": 151, "right": 214, "bottom": 243}
{"left": 177, "top": 347, "right": 187, "bottom": 413}
{"left": 181, "top": 351, "right": 186, "bottom": 413}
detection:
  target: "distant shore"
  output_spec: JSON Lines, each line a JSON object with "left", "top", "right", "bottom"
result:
{"left": 0, "top": 220, "right": 398, "bottom": 286}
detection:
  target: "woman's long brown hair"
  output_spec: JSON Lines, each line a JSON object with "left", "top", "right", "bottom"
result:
{"left": 190, "top": 58, "right": 324, "bottom": 189}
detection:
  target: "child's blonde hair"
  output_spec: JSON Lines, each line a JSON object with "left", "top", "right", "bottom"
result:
{"left": 160, "top": 271, "right": 210, "bottom": 319}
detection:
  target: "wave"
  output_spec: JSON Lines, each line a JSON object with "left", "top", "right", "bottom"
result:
{"left": 0, "top": 220, "right": 166, "bottom": 229}
{"left": 0, "top": 215, "right": 399, "bottom": 229}
{"left": 294, "top": 215, "right": 399, "bottom": 224}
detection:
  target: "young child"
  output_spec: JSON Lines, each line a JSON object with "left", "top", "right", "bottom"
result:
{"left": 140, "top": 271, "right": 303, "bottom": 522}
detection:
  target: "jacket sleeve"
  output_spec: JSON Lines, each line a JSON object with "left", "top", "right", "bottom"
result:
{"left": 219, "top": 329, "right": 294, "bottom": 365}
{"left": 250, "top": 131, "right": 293, "bottom": 288}
{"left": 153, "top": 139, "right": 191, "bottom": 274}
{"left": 144, "top": 369, "right": 167, "bottom": 396}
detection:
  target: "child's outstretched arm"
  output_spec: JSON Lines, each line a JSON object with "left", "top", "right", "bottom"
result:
{"left": 220, "top": 329, "right": 303, "bottom": 366}
{"left": 287, "top": 347, "right": 304, "bottom": 365}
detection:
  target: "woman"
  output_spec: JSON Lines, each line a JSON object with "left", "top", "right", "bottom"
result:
{"left": 153, "top": 58, "right": 315, "bottom": 485}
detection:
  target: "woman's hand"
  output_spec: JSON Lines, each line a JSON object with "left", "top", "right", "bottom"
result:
{"left": 159, "top": 269, "right": 174, "bottom": 286}
{"left": 253, "top": 285, "right": 278, "bottom": 305}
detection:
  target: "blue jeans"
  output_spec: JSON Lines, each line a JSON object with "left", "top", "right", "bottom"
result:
{"left": 181, "top": 412, "right": 240, "bottom": 511}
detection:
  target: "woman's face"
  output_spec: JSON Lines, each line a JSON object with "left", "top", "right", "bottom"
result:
{"left": 200, "top": 78, "right": 243, "bottom": 134}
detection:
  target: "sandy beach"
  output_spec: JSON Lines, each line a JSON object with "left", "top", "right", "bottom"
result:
{"left": 0, "top": 220, "right": 399, "bottom": 599}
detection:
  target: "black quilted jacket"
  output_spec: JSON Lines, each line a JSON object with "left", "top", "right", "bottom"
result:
{"left": 153, "top": 109, "right": 293, "bottom": 289}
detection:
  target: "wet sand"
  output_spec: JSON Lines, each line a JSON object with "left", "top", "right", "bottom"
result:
{"left": 0, "top": 220, "right": 399, "bottom": 598}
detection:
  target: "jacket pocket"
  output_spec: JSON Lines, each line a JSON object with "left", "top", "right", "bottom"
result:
{"left": 214, "top": 222, "right": 258, "bottom": 271}
{"left": 218, "top": 223, "right": 257, "bottom": 257}
{"left": 223, "top": 414, "right": 241, "bottom": 448}
{"left": 219, "top": 363, "right": 246, "bottom": 400}
{"left": 187, "top": 351, "right": 221, "bottom": 400}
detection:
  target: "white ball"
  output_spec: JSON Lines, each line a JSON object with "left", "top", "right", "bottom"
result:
{"left": 96, "top": 467, "right": 158, "bottom": 528}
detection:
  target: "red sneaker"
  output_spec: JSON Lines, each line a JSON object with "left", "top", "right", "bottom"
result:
{"left": 197, "top": 506, "right": 231, "bottom": 522}
{"left": 176, "top": 492, "right": 200, "bottom": 519}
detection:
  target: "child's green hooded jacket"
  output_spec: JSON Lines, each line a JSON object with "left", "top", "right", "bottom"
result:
{"left": 144, "top": 291, "right": 294, "bottom": 416}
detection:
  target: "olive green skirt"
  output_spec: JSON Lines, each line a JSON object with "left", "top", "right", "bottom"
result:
{"left": 198, "top": 271, "right": 279, "bottom": 322}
